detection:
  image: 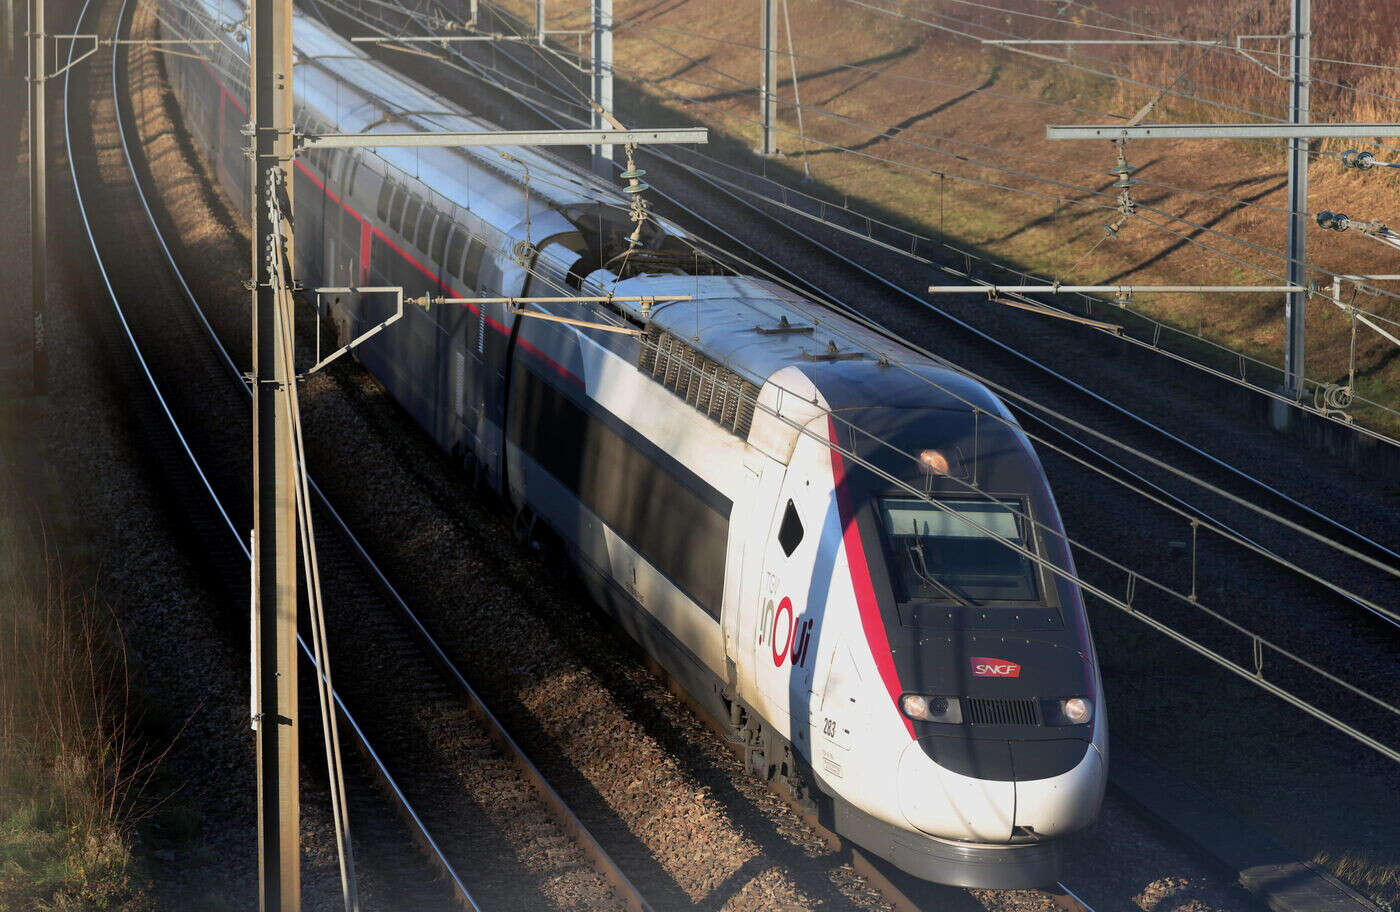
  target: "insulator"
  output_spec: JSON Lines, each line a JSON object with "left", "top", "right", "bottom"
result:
{"left": 1341, "top": 149, "right": 1375, "bottom": 170}
{"left": 622, "top": 181, "right": 651, "bottom": 195}
{"left": 1104, "top": 223, "right": 1120, "bottom": 237}
{"left": 619, "top": 168, "right": 647, "bottom": 180}
{"left": 1316, "top": 210, "right": 1351, "bottom": 231}
{"left": 1108, "top": 163, "right": 1137, "bottom": 175}
{"left": 1112, "top": 176, "right": 1139, "bottom": 189}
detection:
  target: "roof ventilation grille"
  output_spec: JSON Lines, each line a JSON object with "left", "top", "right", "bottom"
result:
{"left": 639, "top": 329, "right": 758, "bottom": 439}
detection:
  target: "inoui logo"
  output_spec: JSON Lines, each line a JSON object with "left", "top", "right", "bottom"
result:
{"left": 759, "top": 597, "right": 815, "bottom": 669}
{"left": 970, "top": 657, "right": 1021, "bottom": 677}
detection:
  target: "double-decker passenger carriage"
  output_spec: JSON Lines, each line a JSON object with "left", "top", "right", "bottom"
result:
{"left": 159, "top": 0, "right": 1107, "bottom": 886}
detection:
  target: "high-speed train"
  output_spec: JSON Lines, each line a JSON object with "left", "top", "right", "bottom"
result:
{"left": 159, "top": 0, "right": 1106, "bottom": 887}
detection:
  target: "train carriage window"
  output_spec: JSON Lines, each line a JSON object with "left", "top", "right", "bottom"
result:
{"left": 462, "top": 236, "right": 487, "bottom": 287}
{"left": 444, "top": 228, "right": 467, "bottom": 282}
{"left": 431, "top": 216, "right": 451, "bottom": 264}
{"left": 387, "top": 184, "right": 408, "bottom": 229}
{"left": 401, "top": 194, "right": 423, "bottom": 240}
{"left": 377, "top": 178, "right": 397, "bottom": 221}
{"left": 344, "top": 157, "right": 361, "bottom": 198}
{"left": 778, "top": 500, "right": 803, "bottom": 557}
{"left": 416, "top": 207, "right": 438, "bottom": 252}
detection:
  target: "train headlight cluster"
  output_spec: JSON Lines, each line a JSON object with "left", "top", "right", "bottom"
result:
{"left": 901, "top": 694, "right": 963, "bottom": 723}
{"left": 1041, "top": 697, "right": 1094, "bottom": 726}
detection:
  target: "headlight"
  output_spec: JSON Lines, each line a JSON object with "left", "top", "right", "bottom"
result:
{"left": 1040, "top": 697, "right": 1093, "bottom": 726}
{"left": 900, "top": 693, "right": 962, "bottom": 723}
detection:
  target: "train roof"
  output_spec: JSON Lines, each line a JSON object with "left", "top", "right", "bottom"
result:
{"left": 197, "top": 0, "right": 633, "bottom": 220}
{"left": 605, "top": 273, "right": 1010, "bottom": 417}
{"left": 188, "top": 0, "right": 1011, "bottom": 423}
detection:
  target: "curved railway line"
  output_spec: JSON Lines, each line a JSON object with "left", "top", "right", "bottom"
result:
{"left": 312, "top": 0, "right": 1400, "bottom": 758}
{"left": 67, "top": 0, "right": 650, "bottom": 907}
{"left": 55, "top": 0, "right": 1124, "bottom": 908}
{"left": 46, "top": 0, "right": 1245, "bottom": 908}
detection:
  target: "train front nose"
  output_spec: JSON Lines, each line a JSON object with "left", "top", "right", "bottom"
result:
{"left": 896, "top": 731, "right": 1104, "bottom": 841}
{"left": 897, "top": 737, "right": 1015, "bottom": 841}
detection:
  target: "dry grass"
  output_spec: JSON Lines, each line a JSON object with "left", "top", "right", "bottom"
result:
{"left": 0, "top": 553, "right": 162, "bottom": 912}
{"left": 495, "top": 0, "right": 1400, "bottom": 433}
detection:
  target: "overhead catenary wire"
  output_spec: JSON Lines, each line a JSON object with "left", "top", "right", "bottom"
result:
{"left": 287, "top": 0, "right": 1400, "bottom": 591}
{"left": 298, "top": 0, "right": 1400, "bottom": 442}
{"left": 837, "top": 0, "right": 1400, "bottom": 155}
{"left": 310, "top": 0, "right": 1400, "bottom": 433}
{"left": 293, "top": 0, "right": 1400, "bottom": 766}
{"left": 593, "top": 46, "right": 1400, "bottom": 326}
{"left": 327, "top": 0, "right": 1400, "bottom": 613}
{"left": 616, "top": 18, "right": 1314, "bottom": 217}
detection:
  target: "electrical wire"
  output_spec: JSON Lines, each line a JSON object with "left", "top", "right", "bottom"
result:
{"left": 282, "top": 0, "right": 1400, "bottom": 764}
{"left": 319, "top": 0, "right": 1400, "bottom": 426}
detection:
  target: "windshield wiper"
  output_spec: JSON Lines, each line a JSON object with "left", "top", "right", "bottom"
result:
{"left": 905, "top": 535, "right": 980, "bottom": 608}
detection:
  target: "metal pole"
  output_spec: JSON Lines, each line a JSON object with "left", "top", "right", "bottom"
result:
{"left": 1283, "top": 0, "right": 1310, "bottom": 399}
{"left": 4, "top": 0, "right": 15, "bottom": 76}
{"left": 535, "top": 0, "right": 544, "bottom": 44}
{"left": 249, "top": 0, "right": 299, "bottom": 898}
{"left": 759, "top": 0, "right": 778, "bottom": 155}
{"left": 590, "top": 0, "right": 612, "bottom": 174}
{"left": 28, "top": 0, "right": 45, "bottom": 395}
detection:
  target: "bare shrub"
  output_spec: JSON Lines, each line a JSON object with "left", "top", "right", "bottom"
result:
{"left": 0, "top": 545, "right": 166, "bottom": 910}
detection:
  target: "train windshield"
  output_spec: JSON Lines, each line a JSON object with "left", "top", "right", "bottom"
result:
{"left": 878, "top": 496, "right": 1040, "bottom": 603}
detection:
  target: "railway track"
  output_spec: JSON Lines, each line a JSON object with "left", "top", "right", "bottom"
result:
{"left": 65, "top": 0, "right": 652, "bottom": 907}
{"left": 52, "top": 1, "right": 1141, "bottom": 909}
{"left": 317, "top": 0, "right": 1399, "bottom": 756}
{"left": 224, "top": 0, "right": 1397, "bottom": 900}
{"left": 53, "top": 0, "right": 1330, "bottom": 908}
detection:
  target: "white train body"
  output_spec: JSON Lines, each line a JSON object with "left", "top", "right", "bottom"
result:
{"left": 160, "top": 0, "right": 1107, "bottom": 886}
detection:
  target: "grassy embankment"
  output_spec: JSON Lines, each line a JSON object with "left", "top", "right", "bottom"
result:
{"left": 0, "top": 399, "right": 153, "bottom": 911}
{"left": 500, "top": 0, "right": 1400, "bottom": 433}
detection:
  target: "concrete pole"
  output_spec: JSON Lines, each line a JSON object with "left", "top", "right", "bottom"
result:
{"left": 759, "top": 0, "right": 778, "bottom": 155}
{"left": 249, "top": 0, "right": 299, "bottom": 899}
{"left": 28, "top": 0, "right": 45, "bottom": 395}
{"left": 1283, "top": 0, "right": 1310, "bottom": 400}
{"left": 536, "top": 0, "right": 544, "bottom": 44}
{"left": 591, "top": 0, "right": 612, "bottom": 174}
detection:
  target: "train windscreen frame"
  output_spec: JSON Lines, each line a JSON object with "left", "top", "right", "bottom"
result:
{"left": 877, "top": 495, "right": 1040, "bottom": 604}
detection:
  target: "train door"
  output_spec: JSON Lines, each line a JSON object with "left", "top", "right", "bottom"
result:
{"left": 751, "top": 427, "right": 833, "bottom": 734}
{"left": 728, "top": 450, "right": 779, "bottom": 700}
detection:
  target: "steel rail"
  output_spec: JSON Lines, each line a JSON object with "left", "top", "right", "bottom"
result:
{"left": 65, "top": 1, "right": 480, "bottom": 906}
{"left": 74, "top": 2, "right": 654, "bottom": 908}
{"left": 389, "top": 0, "right": 1400, "bottom": 590}
{"left": 345, "top": 0, "right": 1400, "bottom": 751}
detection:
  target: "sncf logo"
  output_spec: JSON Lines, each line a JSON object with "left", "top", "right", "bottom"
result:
{"left": 970, "top": 657, "right": 1021, "bottom": 677}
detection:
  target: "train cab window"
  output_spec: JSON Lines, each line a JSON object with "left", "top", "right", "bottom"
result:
{"left": 416, "top": 208, "right": 438, "bottom": 252}
{"left": 377, "top": 178, "right": 397, "bottom": 222}
{"left": 401, "top": 195, "right": 423, "bottom": 239}
{"left": 445, "top": 228, "right": 468, "bottom": 281}
{"left": 431, "top": 216, "right": 451, "bottom": 264}
{"left": 778, "top": 500, "right": 803, "bottom": 557}
{"left": 878, "top": 496, "right": 1039, "bottom": 603}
